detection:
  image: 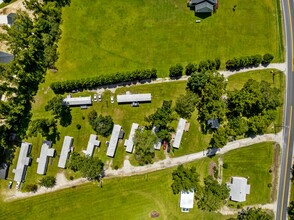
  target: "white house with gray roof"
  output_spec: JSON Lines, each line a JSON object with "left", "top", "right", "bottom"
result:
{"left": 36, "top": 141, "right": 55, "bottom": 175}
{"left": 84, "top": 134, "right": 100, "bottom": 157}
{"left": 227, "top": 177, "right": 250, "bottom": 202}
{"left": 180, "top": 190, "right": 194, "bottom": 212}
{"left": 124, "top": 123, "right": 139, "bottom": 153}
{"left": 63, "top": 94, "right": 92, "bottom": 106}
{"left": 13, "top": 142, "right": 32, "bottom": 183}
{"left": 188, "top": 0, "right": 217, "bottom": 14}
{"left": 0, "top": 13, "right": 16, "bottom": 27}
{"left": 58, "top": 136, "right": 73, "bottom": 168}
{"left": 173, "top": 118, "right": 187, "bottom": 149}
{"left": 107, "top": 125, "right": 122, "bottom": 157}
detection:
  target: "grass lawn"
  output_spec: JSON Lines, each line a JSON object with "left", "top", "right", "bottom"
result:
{"left": 0, "top": 142, "right": 276, "bottom": 219}
{"left": 50, "top": 0, "right": 283, "bottom": 82}
{"left": 227, "top": 69, "right": 285, "bottom": 133}
{"left": 222, "top": 142, "right": 275, "bottom": 206}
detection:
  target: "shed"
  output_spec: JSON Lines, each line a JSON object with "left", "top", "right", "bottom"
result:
{"left": 63, "top": 94, "right": 92, "bottom": 106}
{"left": 117, "top": 93, "right": 152, "bottom": 104}
{"left": 173, "top": 118, "right": 187, "bottom": 149}
{"left": 58, "top": 136, "right": 73, "bottom": 168}
{"left": 107, "top": 125, "right": 122, "bottom": 157}
{"left": 0, "top": 51, "right": 13, "bottom": 63}
{"left": 36, "top": 141, "right": 55, "bottom": 175}
{"left": 84, "top": 134, "right": 100, "bottom": 157}
{"left": 12, "top": 142, "right": 32, "bottom": 183}
{"left": 0, "top": 163, "right": 9, "bottom": 179}
{"left": 124, "top": 123, "right": 139, "bottom": 153}
{"left": 227, "top": 177, "right": 250, "bottom": 202}
{"left": 207, "top": 118, "right": 220, "bottom": 129}
{"left": 180, "top": 190, "right": 194, "bottom": 212}
{"left": 0, "top": 13, "right": 16, "bottom": 27}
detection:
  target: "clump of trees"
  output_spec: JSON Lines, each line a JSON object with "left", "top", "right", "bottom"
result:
{"left": 185, "top": 59, "right": 220, "bottom": 76}
{"left": 145, "top": 100, "right": 176, "bottom": 140}
{"left": 169, "top": 64, "right": 183, "bottom": 78}
{"left": 175, "top": 91, "right": 198, "bottom": 119}
{"left": 45, "top": 95, "right": 72, "bottom": 127}
{"left": 39, "top": 176, "right": 56, "bottom": 188}
{"left": 50, "top": 69, "right": 157, "bottom": 94}
{"left": 288, "top": 201, "right": 294, "bottom": 219}
{"left": 67, "top": 152, "right": 104, "bottom": 180}
{"left": 133, "top": 129, "right": 157, "bottom": 165}
{"left": 236, "top": 208, "right": 272, "bottom": 220}
{"left": 88, "top": 110, "right": 114, "bottom": 137}
{"left": 225, "top": 53, "right": 274, "bottom": 70}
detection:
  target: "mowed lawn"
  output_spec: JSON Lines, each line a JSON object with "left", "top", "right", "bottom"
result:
{"left": 51, "top": 0, "right": 283, "bottom": 82}
{"left": 0, "top": 143, "right": 276, "bottom": 220}
{"left": 222, "top": 142, "right": 275, "bottom": 206}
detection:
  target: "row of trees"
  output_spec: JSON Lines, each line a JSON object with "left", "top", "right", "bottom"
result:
{"left": 0, "top": 0, "right": 70, "bottom": 163}
{"left": 50, "top": 68, "right": 157, "bottom": 94}
{"left": 225, "top": 53, "right": 274, "bottom": 70}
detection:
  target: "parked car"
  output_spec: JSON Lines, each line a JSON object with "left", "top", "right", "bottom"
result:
{"left": 98, "top": 94, "right": 102, "bottom": 102}
{"left": 110, "top": 96, "right": 114, "bottom": 104}
{"left": 93, "top": 94, "right": 97, "bottom": 102}
{"left": 131, "top": 101, "right": 139, "bottom": 107}
{"left": 163, "top": 141, "right": 167, "bottom": 150}
{"left": 16, "top": 182, "right": 20, "bottom": 190}
{"left": 8, "top": 181, "right": 12, "bottom": 189}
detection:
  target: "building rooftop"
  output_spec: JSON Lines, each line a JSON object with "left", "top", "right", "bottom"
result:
{"left": 84, "top": 134, "right": 100, "bottom": 157}
{"left": 117, "top": 92, "right": 152, "bottom": 103}
{"left": 0, "top": 13, "right": 16, "bottom": 27}
{"left": 0, "top": 163, "right": 8, "bottom": 179}
{"left": 124, "top": 123, "right": 139, "bottom": 153}
{"left": 36, "top": 141, "right": 55, "bottom": 175}
{"left": 12, "top": 142, "right": 32, "bottom": 183}
{"left": 173, "top": 118, "right": 187, "bottom": 149}
{"left": 227, "top": 177, "right": 250, "bottom": 202}
{"left": 63, "top": 94, "right": 92, "bottom": 106}
{"left": 207, "top": 118, "right": 220, "bottom": 129}
{"left": 0, "top": 51, "right": 13, "bottom": 63}
{"left": 107, "top": 125, "right": 122, "bottom": 157}
{"left": 180, "top": 190, "right": 194, "bottom": 212}
{"left": 58, "top": 136, "right": 73, "bottom": 168}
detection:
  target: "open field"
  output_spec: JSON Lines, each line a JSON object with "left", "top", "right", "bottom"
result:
{"left": 0, "top": 142, "right": 277, "bottom": 220}
{"left": 50, "top": 0, "right": 283, "bottom": 82}
{"left": 222, "top": 142, "right": 276, "bottom": 206}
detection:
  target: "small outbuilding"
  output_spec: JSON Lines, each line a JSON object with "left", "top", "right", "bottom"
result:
{"left": 36, "top": 141, "right": 55, "bottom": 175}
{"left": 0, "top": 13, "right": 16, "bottom": 27}
{"left": 180, "top": 190, "right": 195, "bottom": 212}
{"left": 0, "top": 162, "right": 9, "bottom": 179}
{"left": 0, "top": 51, "right": 13, "bottom": 63}
{"left": 188, "top": 0, "right": 217, "bottom": 14}
{"left": 58, "top": 136, "right": 73, "bottom": 168}
{"left": 227, "top": 177, "right": 250, "bottom": 202}
{"left": 207, "top": 118, "right": 220, "bottom": 129}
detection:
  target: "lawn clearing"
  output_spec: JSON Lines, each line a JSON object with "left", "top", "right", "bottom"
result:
{"left": 222, "top": 142, "right": 275, "bottom": 206}
{"left": 50, "top": 0, "right": 283, "bottom": 82}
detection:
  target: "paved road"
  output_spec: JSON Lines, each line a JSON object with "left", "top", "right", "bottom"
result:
{"left": 276, "top": 0, "right": 294, "bottom": 219}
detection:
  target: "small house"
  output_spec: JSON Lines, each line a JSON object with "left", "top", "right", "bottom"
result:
{"left": 0, "top": 163, "right": 9, "bottom": 179}
{"left": 180, "top": 190, "right": 195, "bottom": 212}
{"left": 227, "top": 177, "right": 250, "bottom": 202}
{"left": 188, "top": 0, "right": 217, "bottom": 14}
{"left": 0, "top": 13, "right": 16, "bottom": 27}
{"left": 207, "top": 118, "right": 220, "bottom": 129}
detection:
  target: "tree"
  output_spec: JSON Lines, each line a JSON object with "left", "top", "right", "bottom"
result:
{"left": 175, "top": 91, "right": 198, "bottom": 119}
{"left": 228, "top": 117, "right": 248, "bottom": 137}
{"left": 288, "top": 201, "right": 294, "bottom": 219}
{"left": 28, "top": 118, "right": 59, "bottom": 143}
{"left": 185, "top": 63, "right": 197, "bottom": 75}
{"left": 237, "top": 208, "right": 271, "bottom": 220}
{"left": 88, "top": 110, "right": 114, "bottom": 137}
{"left": 39, "top": 176, "right": 56, "bottom": 188}
{"left": 171, "top": 165, "right": 200, "bottom": 194}
{"left": 24, "top": 184, "right": 38, "bottom": 192}
{"left": 248, "top": 115, "right": 271, "bottom": 135}
{"left": 134, "top": 129, "right": 157, "bottom": 165}
{"left": 197, "top": 175, "right": 229, "bottom": 211}
{"left": 210, "top": 127, "right": 229, "bottom": 148}
{"left": 169, "top": 64, "right": 183, "bottom": 78}
{"left": 45, "top": 95, "right": 72, "bottom": 127}
{"left": 262, "top": 53, "right": 274, "bottom": 65}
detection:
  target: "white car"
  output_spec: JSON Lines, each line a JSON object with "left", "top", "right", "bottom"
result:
{"left": 110, "top": 96, "right": 114, "bottom": 104}
{"left": 16, "top": 182, "right": 20, "bottom": 190}
{"left": 93, "top": 94, "right": 97, "bottom": 102}
{"left": 98, "top": 94, "right": 102, "bottom": 102}
{"left": 8, "top": 181, "right": 12, "bottom": 189}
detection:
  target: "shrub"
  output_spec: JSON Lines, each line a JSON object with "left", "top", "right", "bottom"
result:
{"left": 223, "top": 163, "right": 228, "bottom": 169}
{"left": 69, "top": 176, "right": 74, "bottom": 180}
{"left": 24, "top": 184, "right": 38, "bottom": 193}
{"left": 39, "top": 176, "right": 56, "bottom": 188}
{"left": 169, "top": 64, "right": 183, "bottom": 78}
{"left": 268, "top": 183, "right": 272, "bottom": 188}
{"left": 185, "top": 63, "right": 197, "bottom": 75}
{"left": 262, "top": 53, "right": 274, "bottom": 65}
{"left": 76, "top": 124, "right": 81, "bottom": 130}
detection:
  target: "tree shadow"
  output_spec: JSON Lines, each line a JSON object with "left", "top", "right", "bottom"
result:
{"left": 195, "top": 13, "right": 212, "bottom": 19}
{"left": 59, "top": 107, "right": 72, "bottom": 127}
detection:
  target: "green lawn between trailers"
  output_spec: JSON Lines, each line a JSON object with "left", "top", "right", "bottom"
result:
{"left": 0, "top": 142, "right": 276, "bottom": 220}
{"left": 51, "top": 0, "right": 283, "bottom": 82}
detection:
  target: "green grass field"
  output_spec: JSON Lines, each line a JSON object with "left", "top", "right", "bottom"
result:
{"left": 50, "top": 0, "right": 283, "bottom": 82}
{"left": 222, "top": 142, "right": 275, "bottom": 206}
{"left": 0, "top": 142, "right": 276, "bottom": 220}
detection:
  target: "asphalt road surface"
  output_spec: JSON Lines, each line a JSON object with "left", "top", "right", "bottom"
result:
{"left": 276, "top": 0, "right": 294, "bottom": 219}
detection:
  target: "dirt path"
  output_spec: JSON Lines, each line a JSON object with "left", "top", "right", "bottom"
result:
{"left": 218, "top": 202, "right": 276, "bottom": 215}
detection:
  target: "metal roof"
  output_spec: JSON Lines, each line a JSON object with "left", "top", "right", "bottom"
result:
{"left": 107, "top": 125, "right": 121, "bottom": 157}
{"left": 0, "top": 13, "right": 15, "bottom": 27}
{"left": 85, "top": 134, "right": 100, "bottom": 157}
{"left": 63, "top": 94, "right": 92, "bottom": 106}
{"left": 58, "top": 136, "right": 73, "bottom": 168}
{"left": 124, "top": 123, "right": 139, "bottom": 153}
{"left": 12, "top": 142, "right": 32, "bottom": 183}
{"left": 117, "top": 93, "right": 151, "bottom": 103}
{"left": 195, "top": 1, "right": 214, "bottom": 13}
{"left": 173, "top": 118, "right": 187, "bottom": 149}
{"left": 180, "top": 190, "right": 194, "bottom": 209}
{"left": 36, "top": 141, "right": 55, "bottom": 175}
{"left": 0, "top": 163, "right": 8, "bottom": 179}
{"left": 0, "top": 51, "right": 13, "bottom": 63}
{"left": 227, "top": 177, "right": 250, "bottom": 202}
{"left": 154, "top": 139, "right": 162, "bottom": 150}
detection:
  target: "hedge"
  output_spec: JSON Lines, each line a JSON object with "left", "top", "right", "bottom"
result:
{"left": 50, "top": 68, "right": 157, "bottom": 94}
